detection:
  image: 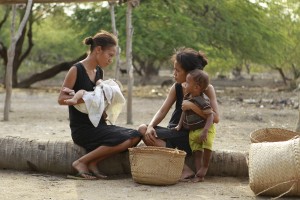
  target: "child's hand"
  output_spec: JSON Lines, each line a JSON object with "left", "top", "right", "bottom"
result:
{"left": 199, "top": 129, "right": 208, "bottom": 142}
{"left": 172, "top": 125, "right": 181, "bottom": 131}
{"left": 62, "top": 87, "right": 75, "bottom": 96}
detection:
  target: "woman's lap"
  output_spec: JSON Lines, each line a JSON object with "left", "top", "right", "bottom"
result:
{"left": 155, "top": 126, "right": 192, "bottom": 155}
{"left": 72, "top": 124, "right": 141, "bottom": 152}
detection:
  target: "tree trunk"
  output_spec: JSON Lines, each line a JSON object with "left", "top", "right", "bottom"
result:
{"left": 109, "top": 1, "right": 121, "bottom": 81}
{"left": 275, "top": 66, "right": 288, "bottom": 85}
{"left": 0, "top": 137, "right": 249, "bottom": 177}
{"left": 4, "top": 1, "right": 32, "bottom": 121}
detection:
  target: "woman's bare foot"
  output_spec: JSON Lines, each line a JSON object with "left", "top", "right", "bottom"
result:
{"left": 72, "top": 160, "right": 96, "bottom": 179}
{"left": 180, "top": 164, "right": 195, "bottom": 181}
{"left": 88, "top": 163, "right": 108, "bottom": 179}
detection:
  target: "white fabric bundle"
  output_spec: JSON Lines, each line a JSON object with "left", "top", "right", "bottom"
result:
{"left": 75, "top": 79, "right": 125, "bottom": 127}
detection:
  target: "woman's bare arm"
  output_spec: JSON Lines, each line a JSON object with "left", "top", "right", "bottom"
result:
{"left": 144, "top": 83, "right": 177, "bottom": 143}
{"left": 205, "top": 84, "right": 219, "bottom": 123}
{"left": 58, "top": 66, "right": 84, "bottom": 105}
{"left": 148, "top": 83, "right": 177, "bottom": 128}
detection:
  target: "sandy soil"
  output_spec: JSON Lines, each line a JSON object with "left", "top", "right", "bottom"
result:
{"left": 0, "top": 79, "right": 299, "bottom": 200}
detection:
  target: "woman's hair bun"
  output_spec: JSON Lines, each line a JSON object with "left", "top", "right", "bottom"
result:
{"left": 198, "top": 51, "right": 208, "bottom": 67}
{"left": 84, "top": 37, "right": 94, "bottom": 45}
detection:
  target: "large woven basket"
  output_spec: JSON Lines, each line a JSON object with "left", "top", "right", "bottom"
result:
{"left": 249, "top": 138, "right": 300, "bottom": 197}
{"left": 250, "top": 128, "right": 300, "bottom": 143}
{"left": 128, "top": 146, "right": 186, "bottom": 186}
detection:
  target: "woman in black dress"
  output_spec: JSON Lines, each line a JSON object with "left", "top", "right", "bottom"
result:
{"left": 58, "top": 30, "right": 141, "bottom": 179}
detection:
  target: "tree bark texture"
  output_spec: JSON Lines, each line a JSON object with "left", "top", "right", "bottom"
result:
{"left": 0, "top": 137, "right": 249, "bottom": 177}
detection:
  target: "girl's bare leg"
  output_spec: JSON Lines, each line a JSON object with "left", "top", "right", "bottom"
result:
{"left": 138, "top": 124, "right": 166, "bottom": 147}
{"left": 87, "top": 137, "right": 141, "bottom": 178}
{"left": 73, "top": 137, "right": 141, "bottom": 178}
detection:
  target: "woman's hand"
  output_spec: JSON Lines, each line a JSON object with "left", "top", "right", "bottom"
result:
{"left": 144, "top": 126, "right": 157, "bottom": 145}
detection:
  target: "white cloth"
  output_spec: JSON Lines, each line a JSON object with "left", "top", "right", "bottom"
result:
{"left": 74, "top": 79, "right": 126, "bottom": 127}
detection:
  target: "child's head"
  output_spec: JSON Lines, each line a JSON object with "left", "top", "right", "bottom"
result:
{"left": 184, "top": 69, "right": 209, "bottom": 96}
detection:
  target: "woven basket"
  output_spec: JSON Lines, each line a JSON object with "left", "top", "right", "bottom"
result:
{"left": 250, "top": 128, "right": 300, "bottom": 143}
{"left": 249, "top": 138, "right": 300, "bottom": 197}
{"left": 128, "top": 146, "right": 186, "bottom": 186}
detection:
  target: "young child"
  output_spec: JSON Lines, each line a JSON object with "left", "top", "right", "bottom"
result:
{"left": 63, "top": 79, "right": 125, "bottom": 127}
{"left": 174, "top": 69, "right": 215, "bottom": 182}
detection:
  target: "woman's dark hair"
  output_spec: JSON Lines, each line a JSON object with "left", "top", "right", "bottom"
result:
{"left": 171, "top": 47, "right": 208, "bottom": 72}
{"left": 84, "top": 30, "right": 118, "bottom": 52}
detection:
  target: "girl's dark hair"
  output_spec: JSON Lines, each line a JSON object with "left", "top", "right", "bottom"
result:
{"left": 171, "top": 47, "right": 208, "bottom": 72}
{"left": 84, "top": 30, "right": 118, "bottom": 52}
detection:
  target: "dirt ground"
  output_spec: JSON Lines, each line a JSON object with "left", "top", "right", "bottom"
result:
{"left": 0, "top": 77, "right": 299, "bottom": 200}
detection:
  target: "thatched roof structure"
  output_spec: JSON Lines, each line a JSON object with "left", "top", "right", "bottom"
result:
{"left": 0, "top": 0, "right": 106, "bottom": 4}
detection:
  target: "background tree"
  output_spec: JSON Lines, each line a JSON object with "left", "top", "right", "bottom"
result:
{"left": 0, "top": 0, "right": 299, "bottom": 88}
{"left": 0, "top": 3, "right": 86, "bottom": 88}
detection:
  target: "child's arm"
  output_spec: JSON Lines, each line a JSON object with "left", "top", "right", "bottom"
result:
{"left": 64, "top": 90, "right": 86, "bottom": 105}
{"left": 199, "top": 113, "right": 214, "bottom": 142}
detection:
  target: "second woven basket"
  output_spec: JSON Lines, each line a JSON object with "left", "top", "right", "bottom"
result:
{"left": 129, "top": 146, "right": 186, "bottom": 186}
{"left": 250, "top": 128, "right": 300, "bottom": 143}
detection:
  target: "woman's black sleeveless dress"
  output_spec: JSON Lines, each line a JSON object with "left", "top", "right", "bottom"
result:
{"left": 68, "top": 63, "right": 141, "bottom": 152}
{"left": 155, "top": 83, "right": 192, "bottom": 155}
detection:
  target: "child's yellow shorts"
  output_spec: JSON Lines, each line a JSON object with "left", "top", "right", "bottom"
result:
{"left": 189, "top": 124, "right": 216, "bottom": 152}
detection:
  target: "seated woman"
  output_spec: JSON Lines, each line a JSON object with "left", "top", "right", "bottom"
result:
{"left": 138, "top": 47, "right": 219, "bottom": 181}
{"left": 58, "top": 30, "right": 141, "bottom": 180}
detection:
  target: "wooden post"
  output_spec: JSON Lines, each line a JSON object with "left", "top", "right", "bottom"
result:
{"left": 109, "top": 1, "right": 121, "bottom": 80}
{"left": 4, "top": 0, "right": 33, "bottom": 121}
{"left": 125, "top": 1, "right": 133, "bottom": 124}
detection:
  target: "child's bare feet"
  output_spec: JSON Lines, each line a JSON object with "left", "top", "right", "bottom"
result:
{"left": 191, "top": 175, "right": 204, "bottom": 182}
{"left": 193, "top": 167, "right": 208, "bottom": 182}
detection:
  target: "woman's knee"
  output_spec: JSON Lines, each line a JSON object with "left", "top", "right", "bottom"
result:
{"left": 128, "top": 137, "right": 141, "bottom": 147}
{"left": 137, "top": 124, "right": 147, "bottom": 135}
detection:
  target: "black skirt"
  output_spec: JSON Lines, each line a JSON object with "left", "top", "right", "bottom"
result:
{"left": 71, "top": 123, "right": 141, "bottom": 152}
{"left": 154, "top": 126, "right": 192, "bottom": 155}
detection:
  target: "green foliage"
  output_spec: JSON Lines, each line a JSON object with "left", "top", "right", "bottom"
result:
{"left": 1, "top": 0, "right": 300, "bottom": 86}
{"left": 19, "top": 6, "right": 84, "bottom": 75}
